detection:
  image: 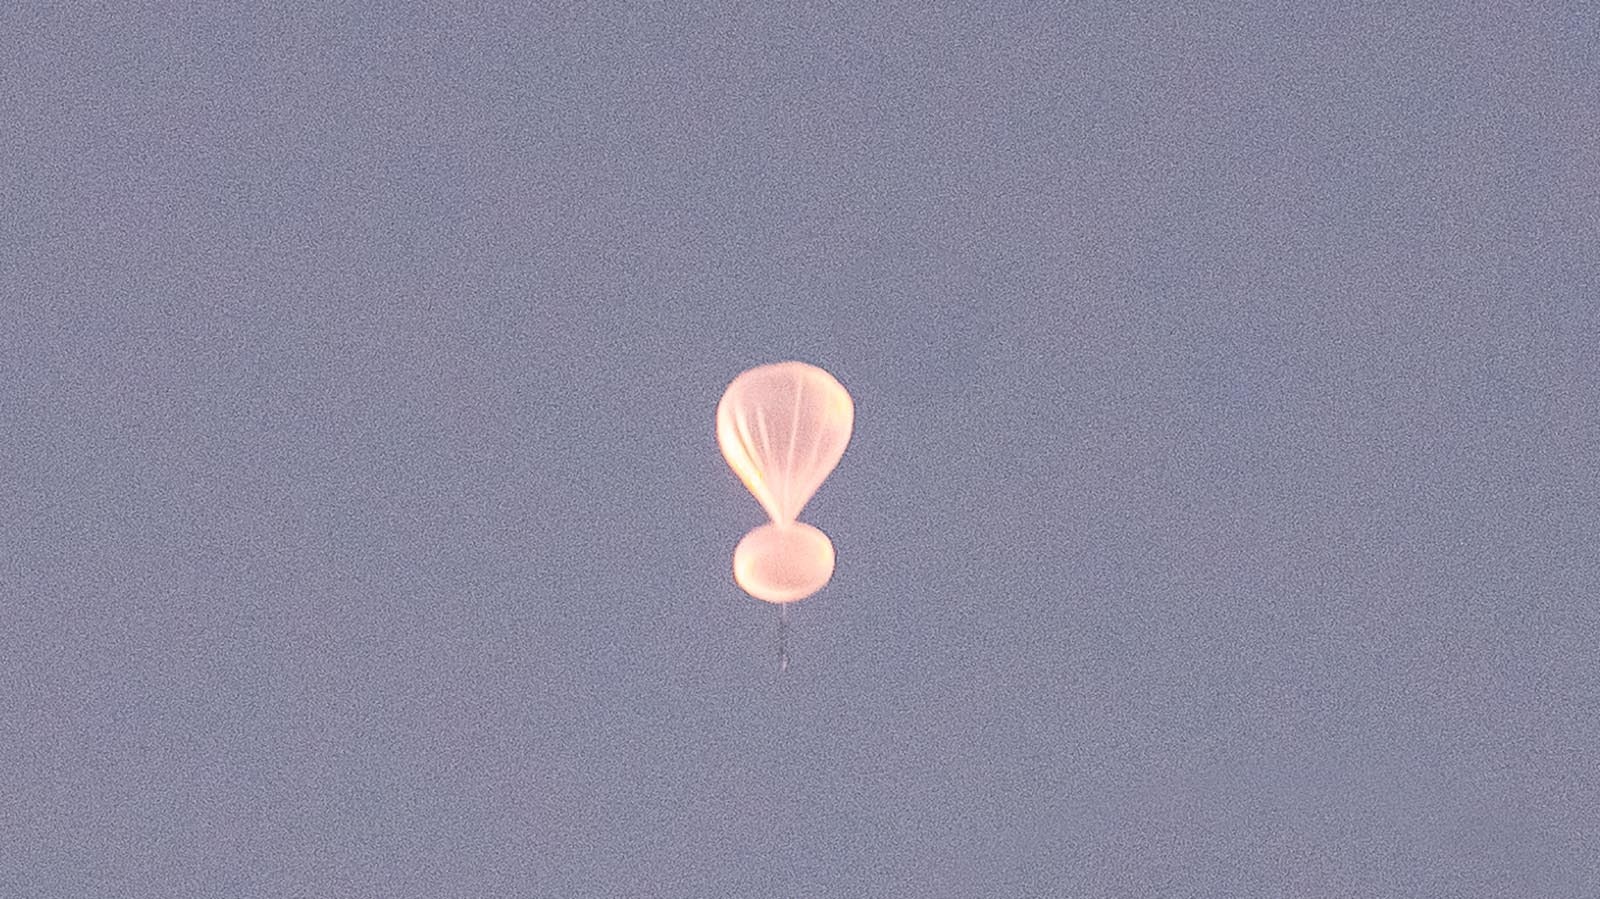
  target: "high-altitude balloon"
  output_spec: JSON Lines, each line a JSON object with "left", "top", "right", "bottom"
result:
{"left": 717, "top": 361, "right": 853, "bottom": 604}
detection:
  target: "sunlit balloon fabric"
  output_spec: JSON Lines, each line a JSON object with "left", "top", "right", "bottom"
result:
{"left": 717, "top": 361, "right": 853, "bottom": 603}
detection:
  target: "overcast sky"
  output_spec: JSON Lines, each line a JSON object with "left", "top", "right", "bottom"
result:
{"left": 4, "top": 4, "right": 1598, "bottom": 897}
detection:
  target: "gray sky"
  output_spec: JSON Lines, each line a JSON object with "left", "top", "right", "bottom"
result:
{"left": 3, "top": 4, "right": 1598, "bottom": 897}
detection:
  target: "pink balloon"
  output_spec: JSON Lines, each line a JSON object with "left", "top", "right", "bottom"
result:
{"left": 717, "top": 362, "right": 853, "bottom": 603}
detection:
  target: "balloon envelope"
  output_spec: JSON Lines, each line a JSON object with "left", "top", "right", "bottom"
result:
{"left": 717, "top": 361, "right": 854, "bottom": 525}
